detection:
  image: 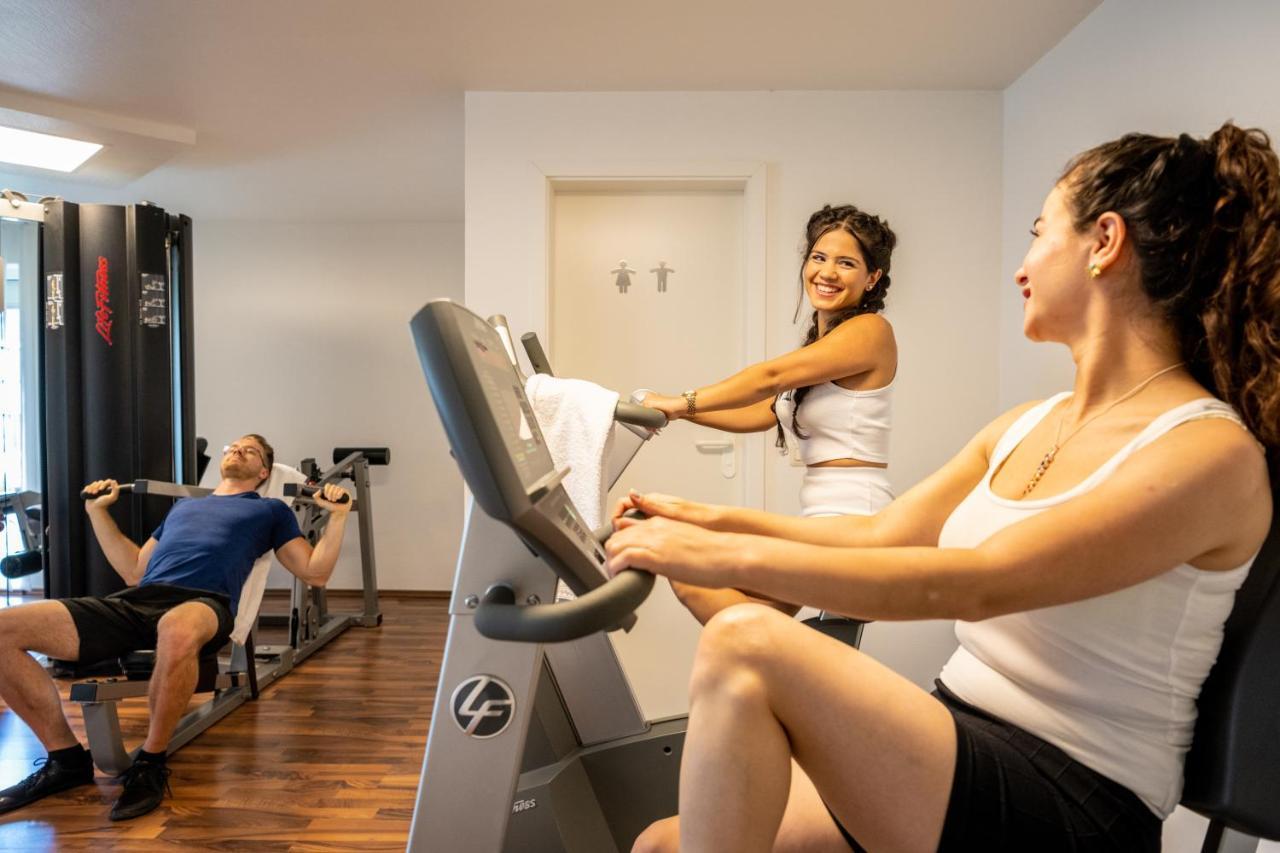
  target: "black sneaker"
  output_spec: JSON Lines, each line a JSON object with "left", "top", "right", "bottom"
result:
{"left": 0, "top": 754, "right": 95, "bottom": 815}
{"left": 109, "top": 760, "right": 172, "bottom": 821}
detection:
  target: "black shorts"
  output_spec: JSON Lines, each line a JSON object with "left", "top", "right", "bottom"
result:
{"left": 60, "top": 584, "right": 234, "bottom": 665}
{"left": 829, "top": 680, "right": 1162, "bottom": 852}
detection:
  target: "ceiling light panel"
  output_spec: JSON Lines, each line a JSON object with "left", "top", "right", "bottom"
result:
{"left": 0, "top": 125, "right": 103, "bottom": 172}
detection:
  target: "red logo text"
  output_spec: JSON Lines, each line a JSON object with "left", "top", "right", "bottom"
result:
{"left": 94, "top": 256, "right": 113, "bottom": 346}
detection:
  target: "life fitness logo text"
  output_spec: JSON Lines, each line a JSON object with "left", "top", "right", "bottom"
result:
{"left": 451, "top": 675, "right": 515, "bottom": 738}
{"left": 94, "top": 256, "right": 114, "bottom": 346}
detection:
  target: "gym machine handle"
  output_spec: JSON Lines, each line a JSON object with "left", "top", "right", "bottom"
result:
{"left": 282, "top": 483, "right": 352, "bottom": 505}
{"left": 80, "top": 482, "right": 136, "bottom": 501}
{"left": 520, "top": 332, "right": 554, "bottom": 377}
{"left": 474, "top": 570, "right": 655, "bottom": 644}
{"left": 81, "top": 481, "right": 228, "bottom": 501}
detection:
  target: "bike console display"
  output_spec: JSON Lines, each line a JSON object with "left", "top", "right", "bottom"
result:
{"left": 410, "top": 299, "right": 611, "bottom": 598}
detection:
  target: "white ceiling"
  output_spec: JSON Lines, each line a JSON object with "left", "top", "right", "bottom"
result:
{"left": 0, "top": 0, "right": 1100, "bottom": 222}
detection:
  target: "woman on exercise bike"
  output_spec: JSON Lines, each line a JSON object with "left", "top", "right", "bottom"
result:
{"left": 612, "top": 122, "right": 1279, "bottom": 852}
{"left": 641, "top": 205, "right": 898, "bottom": 623}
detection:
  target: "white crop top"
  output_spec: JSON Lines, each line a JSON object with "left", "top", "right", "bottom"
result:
{"left": 936, "top": 394, "right": 1258, "bottom": 818}
{"left": 774, "top": 381, "right": 892, "bottom": 465}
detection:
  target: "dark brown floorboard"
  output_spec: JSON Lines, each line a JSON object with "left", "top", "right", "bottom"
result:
{"left": 0, "top": 593, "right": 447, "bottom": 851}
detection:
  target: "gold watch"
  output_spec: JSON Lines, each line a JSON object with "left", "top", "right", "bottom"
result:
{"left": 681, "top": 389, "right": 698, "bottom": 417}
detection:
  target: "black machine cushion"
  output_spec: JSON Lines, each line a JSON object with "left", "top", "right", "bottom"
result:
{"left": 120, "top": 650, "right": 222, "bottom": 693}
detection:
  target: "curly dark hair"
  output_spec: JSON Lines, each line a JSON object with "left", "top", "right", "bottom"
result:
{"left": 772, "top": 204, "right": 898, "bottom": 450}
{"left": 1061, "top": 122, "right": 1280, "bottom": 452}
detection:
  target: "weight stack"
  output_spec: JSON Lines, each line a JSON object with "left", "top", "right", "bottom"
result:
{"left": 42, "top": 201, "right": 194, "bottom": 598}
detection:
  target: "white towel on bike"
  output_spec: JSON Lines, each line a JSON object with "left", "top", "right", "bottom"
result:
{"left": 523, "top": 374, "right": 619, "bottom": 531}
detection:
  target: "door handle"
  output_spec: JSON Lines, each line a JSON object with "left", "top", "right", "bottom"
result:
{"left": 694, "top": 440, "right": 736, "bottom": 478}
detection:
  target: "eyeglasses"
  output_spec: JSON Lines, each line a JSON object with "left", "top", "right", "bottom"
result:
{"left": 223, "top": 444, "right": 265, "bottom": 463}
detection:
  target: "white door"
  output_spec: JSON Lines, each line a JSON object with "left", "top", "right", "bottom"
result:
{"left": 551, "top": 187, "right": 758, "bottom": 720}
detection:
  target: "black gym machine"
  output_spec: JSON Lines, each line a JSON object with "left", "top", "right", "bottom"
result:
{"left": 0, "top": 197, "right": 197, "bottom": 599}
{"left": 2, "top": 192, "right": 385, "bottom": 771}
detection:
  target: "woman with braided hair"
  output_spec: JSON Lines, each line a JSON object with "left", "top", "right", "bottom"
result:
{"left": 618, "top": 122, "right": 1279, "bottom": 852}
{"left": 640, "top": 205, "right": 899, "bottom": 622}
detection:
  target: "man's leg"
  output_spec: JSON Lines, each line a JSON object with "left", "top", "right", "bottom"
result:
{"left": 143, "top": 600, "right": 220, "bottom": 754}
{"left": 0, "top": 601, "right": 83, "bottom": 750}
{"left": 0, "top": 600, "right": 96, "bottom": 815}
{"left": 110, "top": 599, "right": 220, "bottom": 822}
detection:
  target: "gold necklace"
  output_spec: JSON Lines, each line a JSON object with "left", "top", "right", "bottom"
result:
{"left": 1021, "top": 362, "right": 1185, "bottom": 498}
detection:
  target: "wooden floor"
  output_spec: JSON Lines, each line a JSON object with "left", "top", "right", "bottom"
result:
{"left": 0, "top": 593, "right": 448, "bottom": 851}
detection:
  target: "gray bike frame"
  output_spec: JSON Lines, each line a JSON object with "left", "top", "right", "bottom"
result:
{"left": 410, "top": 412, "right": 685, "bottom": 852}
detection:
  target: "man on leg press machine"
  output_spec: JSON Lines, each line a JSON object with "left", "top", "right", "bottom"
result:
{"left": 0, "top": 434, "right": 351, "bottom": 821}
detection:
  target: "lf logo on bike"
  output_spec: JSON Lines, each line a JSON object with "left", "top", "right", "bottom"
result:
{"left": 451, "top": 675, "right": 515, "bottom": 738}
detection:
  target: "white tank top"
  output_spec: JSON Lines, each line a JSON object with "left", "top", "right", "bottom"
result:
{"left": 774, "top": 380, "right": 892, "bottom": 464}
{"left": 936, "top": 395, "right": 1257, "bottom": 818}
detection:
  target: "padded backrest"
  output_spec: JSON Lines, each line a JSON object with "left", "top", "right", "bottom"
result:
{"left": 1181, "top": 482, "right": 1280, "bottom": 838}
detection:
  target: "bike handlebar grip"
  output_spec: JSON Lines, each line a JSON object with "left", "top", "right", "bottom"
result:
{"left": 520, "top": 332, "right": 554, "bottom": 377}
{"left": 594, "top": 508, "right": 648, "bottom": 544}
{"left": 474, "top": 570, "right": 655, "bottom": 643}
{"left": 614, "top": 401, "right": 667, "bottom": 429}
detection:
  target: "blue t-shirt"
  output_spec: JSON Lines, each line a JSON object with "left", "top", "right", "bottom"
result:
{"left": 141, "top": 491, "right": 303, "bottom": 616}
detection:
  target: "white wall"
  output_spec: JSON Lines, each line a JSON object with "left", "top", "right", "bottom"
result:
{"left": 1000, "top": 0, "right": 1280, "bottom": 409}
{"left": 466, "top": 90, "right": 1004, "bottom": 687}
{"left": 194, "top": 221, "right": 464, "bottom": 591}
{"left": 1002, "top": 2, "right": 1280, "bottom": 849}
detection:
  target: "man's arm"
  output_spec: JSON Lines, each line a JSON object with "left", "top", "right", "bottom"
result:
{"left": 274, "top": 484, "right": 352, "bottom": 587}
{"left": 83, "top": 479, "right": 150, "bottom": 585}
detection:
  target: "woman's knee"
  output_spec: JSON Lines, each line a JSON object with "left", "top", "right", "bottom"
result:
{"left": 632, "top": 816, "right": 679, "bottom": 853}
{"left": 690, "top": 604, "right": 791, "bottom": 698}
{"left": 699, "top": 603, "right": 790, "bottom": 665}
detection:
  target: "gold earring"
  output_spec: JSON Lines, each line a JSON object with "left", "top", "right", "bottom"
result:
{"left": 1088, "top": 263, "right": 1101, "bottom": 278}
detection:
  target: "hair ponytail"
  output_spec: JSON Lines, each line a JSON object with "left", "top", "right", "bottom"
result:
{"left": 1201, "top": 124, "right": 1280, "bottom": 450}
{"left": 1062, "top": 122, "right": 1280, "bottom": 451}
